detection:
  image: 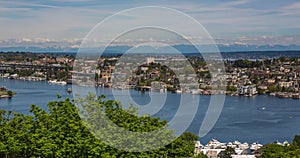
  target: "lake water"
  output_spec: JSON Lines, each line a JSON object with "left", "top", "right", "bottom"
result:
{"left": 1, "top": 78, "right": 300, "bottom": 144}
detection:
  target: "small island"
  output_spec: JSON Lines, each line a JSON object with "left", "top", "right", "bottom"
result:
{"left": 0, "top": 87, "right": 16, "bottom": 99}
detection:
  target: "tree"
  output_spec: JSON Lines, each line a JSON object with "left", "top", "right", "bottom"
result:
{"left": 253, "top": 76, "right": 259, "bottom": 84}
{"left": 293, "top": 135, "right": 300, "bottom": 147}
{"left": 260, "top": 144, "right": 287, "bottom": 158}
{"left": 95, "top": 73, "right": 99, "bottom": 83}
{"left": 268, "top": 85, "right": 277, "bottom": 92}
{"left": 261, "top": 136, "right": 300, "bottom": 158}
{"left": 165, "top": 132, "right": 199, "bottom": 157}
{"left": 7, "top": 91, "right": 13, "bottom": 97}
{"left": 219, "top": 147, "right": 236, "bottom": 158}
{"left": 227, "top": 86, "right": 237, "bottom": 92}
{"left": 0, "top": 94, "right": 198, "bottom": 157}
{"left": 194, "top": 152, "right": 208, "bottom": 158}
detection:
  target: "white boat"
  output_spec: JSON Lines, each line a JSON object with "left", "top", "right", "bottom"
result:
{"left": 48, "top": 80, "right": 57, "bottom": 84}
{"left": 151, "top": 88, "right": 167, "bottom": 93}
{"left": 283, "top": 140, "right": 290, "bottom": 146}
{"left": 175, "top": 89, "right": 182, "bottom": 93}
{"left": 206, "top": 138, "right": 226, "bottom": 149}
{"left": 195, "top": 141, "right": 203, "bottom": 149}
{"left": 48, "top": 80, "right": 67, "bottom": 85}
{"left": 227, "top": 142, "right": 236, "bottom": 148}
{"left": 239, "top": 142, "right": 249, "bottom": 150}
{"left": 270, "top": 92, "right": 276, "bottom": 96}
{"left": 57, "top": 81, "right": 67, "bottom": 85}
{"left": 233, "top": 140, "right": 241, "bottom": 145}
{"left": 275, "top": 140, "right": 282, "bottom": 145}
{"left": 190, "top": 90, "right": 199, "bottom": 95}
{"left": 250, "top": 142, "right": 263, "bottom": 151}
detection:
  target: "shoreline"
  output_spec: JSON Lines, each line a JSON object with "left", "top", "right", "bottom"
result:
{"left": 1, "top": 76, "right": 300, "bottom": 99}
{"left": 0, "top": 77, "right": 299, "bottom": 147}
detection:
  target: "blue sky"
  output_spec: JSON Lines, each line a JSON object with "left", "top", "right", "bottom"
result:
{"left": 1, "top": 0, "right": 300, "bottom": 50}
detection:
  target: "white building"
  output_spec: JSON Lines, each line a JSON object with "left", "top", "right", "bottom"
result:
{"left": 238, "top": 86, "right": 257, "bottom": 96}
{"left": 201, "top": 149, "right": 225, "bottom": 158}
{"left": 146, "top": 57, "right": 155, "bottom": 64}
{"left": 151, "top": 81, "right": 166, "bottom": 92}
{"left": 279, "top": 81, "right": 293, "bottom": 88}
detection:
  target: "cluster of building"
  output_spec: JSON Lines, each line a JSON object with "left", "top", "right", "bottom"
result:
{"left": 91, "top": 55, "right": 300, "bottom": 99}
{"left": 225, "top": 58, "right": 300, "bottom": 98}
{"left": 1, "top": 52, "right": 300, "bottom": 98}
{"left": 237, "top": 86, "right": 258, "bottom": 96}
{"left": 0, "top": 53, "right": 73, "bottom": 82}
{"left": 195, "top": 138, "right": 289, "bottom": 158}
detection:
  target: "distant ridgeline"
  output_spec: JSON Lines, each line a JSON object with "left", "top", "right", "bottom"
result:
{"left": 1, "top": 44, "right": 300, "bottom": 59}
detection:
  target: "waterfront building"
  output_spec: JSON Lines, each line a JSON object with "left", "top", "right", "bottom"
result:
{"left": 238, "top": 86, "right": 258, "bottom": 96}
{"left": 279, "top": 81, "right": 293, "bottom": 88}
{"left": 151, "top": 81, "right": 166, "bottom": 92}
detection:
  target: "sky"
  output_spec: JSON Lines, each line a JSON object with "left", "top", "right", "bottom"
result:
{"left": 1, "top": 0, "right": 300, "bottom": 51}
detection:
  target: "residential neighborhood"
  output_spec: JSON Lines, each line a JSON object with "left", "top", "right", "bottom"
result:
{"left": 1, "top": 52, "right": 300, "bottom": 99}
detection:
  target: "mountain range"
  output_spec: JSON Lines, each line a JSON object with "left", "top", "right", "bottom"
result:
{"left": 1, "top": 44, "right": 300, "bottom": 53}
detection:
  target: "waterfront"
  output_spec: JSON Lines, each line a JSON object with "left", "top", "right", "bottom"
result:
{"left": 0, "top": 78, "right": 299, "bottom": 145}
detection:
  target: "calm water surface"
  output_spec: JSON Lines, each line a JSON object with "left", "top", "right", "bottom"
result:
{"left": 1, "top": 78, "right": 299, "bottom": 144}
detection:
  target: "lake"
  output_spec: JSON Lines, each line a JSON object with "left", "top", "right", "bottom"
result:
{"left": 0, "top": 78, "right": 300, "bottom": 144}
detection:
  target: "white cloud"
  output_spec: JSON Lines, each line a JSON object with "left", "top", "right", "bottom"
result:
{"left": 50, "top": 0, "right": 94, "bottom": 2}
{"left": 0, "top": 0, "right": 299, "bottom": 48}
{"left": 70, "top": 44, "right": 80, "bottom": 48}
{"left": 21, "top": 38, "right": 32, "bottom": 42}
{"left": 225, "top": 0, "right": 253, "bottom": 6}
{"left": 217, "top": 34, "right": 300, "bottom": 46}
{"left": 279, "top": 2, "right": 300, "bottom": 16}
{"left": 0, "top": 33, "right": 299, "bottom": 50}
{"left": 0, "top": 7, "right": 32, "bottom": 12}
{"left": 233, "top": 41, "right": 248, "bottom": 45}
{"left": 0, "top": 1, "right": 59, "bottom": 9}
{"left": 282, "top": 2, "right": 300, "bottom": 10}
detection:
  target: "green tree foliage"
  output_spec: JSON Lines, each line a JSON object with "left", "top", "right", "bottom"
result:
{"left": 233, "top": 60, "right": 262, "bottom": 68}
{"left": 261, "top": 135, "right": 300, "bottom": 158}
{"left": 293, "top": 135, "right": 300, "bottom": 147}
{"left": 7, "top": 91, "right": 13, "bottom": 97}
{"left": 164, "top": 132, "right": 198, "bottom": 157}
{"left": 218, "top": 147, "right": 236, "bottom": 158}
{"left": 226, "top": 86, "right": 237, "bottom": 92}
{"left": 194, "top": 153, "right": 208, "bottom": 158}
{"left": 268, "top": 85, "right": 282, "bottom": 92}
{"left": 0, "top": 94, "right": 198, "bottom": 157}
